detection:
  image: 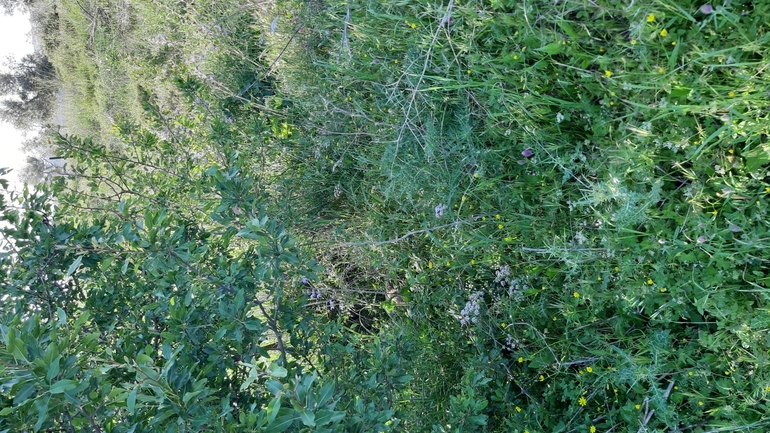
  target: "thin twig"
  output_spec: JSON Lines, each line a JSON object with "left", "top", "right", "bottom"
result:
{"left": 521, "top": 247, "right": 610, "bottom": 253}
{"left": 339, "top": 215, "right": 484, "bottom": 247}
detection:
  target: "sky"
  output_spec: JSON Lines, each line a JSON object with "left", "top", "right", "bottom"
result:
{"left": 0, "top": 11, "right": 35, "bottom": 190}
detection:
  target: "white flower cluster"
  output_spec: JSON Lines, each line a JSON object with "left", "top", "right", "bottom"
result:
{"left": 506, "top": 277, "right": 529, "bottom": 298}
{"left": 434, "top": 203, "right": 447, "bottom": 219}
{"left": 495, "top": 264, "right": 511, "bottom": 286}
{"left": 505, "top": 335, "right": 520, "bottom": 351}
{"left": 459, "top": 291, "right": 484, "bottom": 325}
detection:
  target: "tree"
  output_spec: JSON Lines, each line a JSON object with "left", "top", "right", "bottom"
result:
{"left": 0, "top": 127, "right": 403, "bottom": 432}
{"left": 0, "top": 0, "right": 36, "bottom": 14}
{"left": 0, "top": 52, "right": 58, "bottom": 130}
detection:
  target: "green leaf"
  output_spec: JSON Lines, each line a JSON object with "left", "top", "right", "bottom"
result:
{"left": 298, "top": 410, "right": 315, "bottom": 427}
{"left": 49, "top": 379, "right": 78, "bottom": 394}
{"left": 127, "top": 387, "right": 138, "bottom": 414}
{"left": 315, "top": 410, "right": 345, "bottom": 426}
{"left": 56, "top": 308, "right": 67, "bottom": 325}
{"left": 668, "top": 40, "right": 680, "bottom": 71}
{"left": 380, "top": 299, "right": 394, "bottom": 314}
{"left": 73, "top": 311, "right": 90, "bottom": 330}
{"left": 396, "top": 374, "right": 413, "bottom": 383}
{"left": 265, "top": 414, "right": 296, "bottom": 433}
{"left": 536, "top": 42, "right": 563, "bottom": 55}
{"left": 135, "top": 354, "right": 153, "bottom": 364}
{"left": 183, "top": 390, "right": 203, "bottom": 404}
{"left": 267, "top": 395, "right": 281, "bottom": 424}
{"left": 269, "top": 362, "right": 287, "bottom": 378}
{"left": 43, "top": 342, "right": 59, "bottom": 365}
{"left": 45, "top": 356, "right": 60, "bottom": 382}
{"left": 66, "top": 256, "right": 83, "bottom": 277}
{"left": 0, "top": 407, "right": 14, "bottom": 416}
{"left": 33, "top": 397, "right": 49, "bottom": 432}
{"left": 745, "top": 144, "right": 770, "bottom": 172}
{"left": 468, "top": 414, "right": 487, "bottom": 426}
{"left": 11, "top": 338, "right": 28, "bottom": 362}
{"left": 214, "top": 327, "right": 228, "bottom": 342}
{"left": 557, "top": 20, "right": 579, "bottom": 39}
{"left": 14, "top": 382, "right": 37, "bottom": 404}
{"left": 234, "top": 289, "right": 245, "bottom": 312}
{"left": 316, "top": 381, "right": 335, "bottom": 405}
{"left": 121, "top": 258, "right": 130, "bottom": 274}
{"left": 695, "top": 294, "right": 709, "bottom": 316}
{"left": 266, "top": 380, "right": 283, "bottom": 395}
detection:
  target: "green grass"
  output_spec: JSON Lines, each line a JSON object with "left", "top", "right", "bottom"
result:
{"left": 44, "top": 0, "right": 770, "bottom": 431}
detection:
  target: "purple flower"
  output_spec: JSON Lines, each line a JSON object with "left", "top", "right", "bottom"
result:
{"left": 697, "top": 236, "right": 707, "bottom": 244}
{"left": 521, "top": 149, "right": 533, "bottom": 158}
{"left": 700, "top": 4, "right": 713, "bottom": 14}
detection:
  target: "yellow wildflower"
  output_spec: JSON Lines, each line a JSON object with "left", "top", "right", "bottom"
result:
{"left": 586, "top": 366, "right": 593, "bottom": 373}
{"left": 590, "top": 426, "right": 597, "bottom": 433}
{"left": 660, "top": 29, "right": 668, "bottom": 37}
{"left": 573, "top": 292, "right": 580, "bottom": 298}
{"left": 605, "top": 70, "right": 612, "bottom": 77}
{"left": 578, "top": 396, "right": 587, "bottom": 406}
{"left": 647, "top": 13, "right": 655, "bottom": 22}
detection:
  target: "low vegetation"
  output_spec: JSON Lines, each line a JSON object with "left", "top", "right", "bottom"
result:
{"left": 2, "top": 0, "right": 770, "bottom": 432}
